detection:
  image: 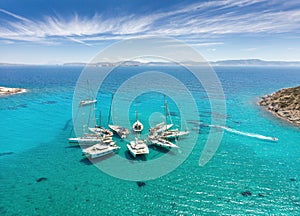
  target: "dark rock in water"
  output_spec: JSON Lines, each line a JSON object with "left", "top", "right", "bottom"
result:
{"left": 136, "top": 181, "right": 146, "bottom": 187}
{"left": 241, "top": 191, "right": 252, "bottom": 197}
{"left": 36, "top": 177, "right": 48, "bottom": 183}
{"left": 290, "top": 178, "right": 296, "bottom": 182}
{"left": 169, "top": 112, "right": 178, "bottom": 117}
{"left": 17, "top": 104, "right": 27, "bottom": 108}
{"left": 7, "top": 106, "right": 17, "bottom": 110}
{"left": 258, "top": 193, "right": 265, "bottom": 197}
{"left": 63, "top": 119, "right": 72, "bottom": 131}
{"left": 0, "top": 152, "right": 13, "bottom": 157}
{"left": 43, "top": 101, "right": 57, "bottom": 104}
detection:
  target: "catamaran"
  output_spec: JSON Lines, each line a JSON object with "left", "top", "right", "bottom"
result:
{"left": 161, "top": 129, "right": 189, "bottom": 140}
{"left": 132, "top": 97, "right": 144, "bottom": 133}
{"left": 109, "top": 124, "right": 130, "bottom": 139}
{"left": 82, "top": 143, "right": 120, "bottom": 159}
{"left": 148, "top": 136, "right": 179, "bottom": 149}
{"left": 127, "top": 137, "right": 149, "bottom": 157}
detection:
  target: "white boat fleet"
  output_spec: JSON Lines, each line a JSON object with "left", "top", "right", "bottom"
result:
{"left": 70, "top": 95, "right": 189, "bottom": 160}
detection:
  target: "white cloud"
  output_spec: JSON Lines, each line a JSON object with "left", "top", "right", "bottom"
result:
{"left": 0, "top": 0, "right": 299, "bottom": 45}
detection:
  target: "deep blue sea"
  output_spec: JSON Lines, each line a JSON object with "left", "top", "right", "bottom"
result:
{"left": 0, "top": 66, "right": 299, "bottom": 215}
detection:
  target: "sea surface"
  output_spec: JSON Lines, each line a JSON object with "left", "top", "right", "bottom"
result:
{"left": 0, "top": 65, "right": 300, "bottom": 215}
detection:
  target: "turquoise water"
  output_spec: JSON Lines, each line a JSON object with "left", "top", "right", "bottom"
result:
{"left": 0, "top": 66, "right": 300, "bottom": 215}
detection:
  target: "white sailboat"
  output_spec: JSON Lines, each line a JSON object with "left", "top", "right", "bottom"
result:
{"left": 68, "top": 134, "right": 103, "bottom": 144}
{"left": 88, "top": 111, "right": 113, "bottom": 137}
{"left": 148, "top": 136, "right": 179, "bottom": 149}
{"left": 149, "top": 122, "right": 173, "bottom": 135}
{"left": 132, "top": 97, "right": 144, "bottom": 133}
{"left": 82, "top": 143, "right": 120, "bottom": 159}
{"left": 161, "top": 129, "right": 189, "bottom": 140}
{"left": 108, "top": 124, "right": 130, "bottom": 139}
{"left": 127, "top": 137, "right": 149, "bottom": 157}
{"left": 88, "top": 126, "right": 113, "bottom": 137}
{"left": 79, "top": 80, "right": 97, "bottom": 106}
{"left": 80, "top": 99, "right": 97, "bottom": 106}
{"left": 149, "top": 95, "right": 174, "bottom": 135}
{"left": 107, "top": 93, "right": 130, "bottom": 139}
{"left": 132, "top": 120, "right": 143, "bottom": 133}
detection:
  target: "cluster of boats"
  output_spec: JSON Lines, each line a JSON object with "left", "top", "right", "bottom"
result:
{"left": 69, "top": 96, "right": 189, "bottom": 160}
{"left": 69, "top": 120, "right": 189, "bottom": 159}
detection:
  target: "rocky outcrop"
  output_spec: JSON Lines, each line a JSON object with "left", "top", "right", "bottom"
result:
{"left": 259, "top": 86, "right": 300, "bottom": 126}
{"left": 0, "top": 86, "right": 27, "bottom": 96}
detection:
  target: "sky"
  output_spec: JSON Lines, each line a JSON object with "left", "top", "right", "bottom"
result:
{"left": 0, "top": 0, "right": 299, "bottom": 64}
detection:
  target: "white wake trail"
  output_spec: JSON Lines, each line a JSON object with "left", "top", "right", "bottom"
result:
{"left": 209, "top": 125, "right": 278, "bottom": 142}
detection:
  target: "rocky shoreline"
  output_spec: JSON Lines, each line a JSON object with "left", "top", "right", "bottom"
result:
{"left": 0, "top": 86, "right": 27, "bottom": 97}
{"left": 259, "top": 86, "right": 300, "bottom": 126}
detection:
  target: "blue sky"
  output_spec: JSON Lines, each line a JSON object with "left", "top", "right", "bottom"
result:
{"left": 0, "top": 0, "right": 299, "bottom": 64}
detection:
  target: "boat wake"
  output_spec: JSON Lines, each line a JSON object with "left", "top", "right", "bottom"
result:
{"left": 209, "top": 125, "right": 278, "bottom": 142}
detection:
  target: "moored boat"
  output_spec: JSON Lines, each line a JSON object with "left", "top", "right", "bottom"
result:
{"left": 109, "top": 124, "right": 130, "bottom": 139}
{"left": 148, "top": 136, "right": 179, "bottom": 149}
{"left": 127, "top": 137, "right": 149, "bottom": 157}
{"left": 88, "top": 126, "right": 113, "bottom": 137}
{"left": 161, "top": 129, "right": 189, "bottom": 140}
{"left": 79, "top": 99, "right": 97, "bottom": 106}
{"left": 82, "top": 143, "right": 120, "bottom": 159}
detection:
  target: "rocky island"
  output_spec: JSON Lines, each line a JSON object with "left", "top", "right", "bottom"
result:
{"left": 0, "top": 86, "right": 27, "bottom": 97}
{"left": 259, "top": 86, "right": 300, "bottom": 126}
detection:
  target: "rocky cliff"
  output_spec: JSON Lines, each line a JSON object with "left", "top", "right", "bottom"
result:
{"left": 259, "top": 86, "right": 300, "bottom": 126}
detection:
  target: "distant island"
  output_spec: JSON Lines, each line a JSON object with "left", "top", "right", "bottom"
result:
{"left": 259, "top": 86, "right": 300, "bottom": 126}
{"left": 0, "top": 86, "right": 27, "bottom": 97}
{"left": 1, "top": 59, "right": 300, "bottom": 67}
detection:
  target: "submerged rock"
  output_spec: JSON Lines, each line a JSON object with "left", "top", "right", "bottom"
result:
{"left": 241, "top": 191, "right": 252, "bottom": 197}
{"left": 0, "top": 152, "right": 13, "bottom": 157}
{"left": 290, "top": 178, "right": 296, "bottom": 182}
{"left": 36, "top": 177, "right": 48, "bottom": 183}
{"left": 42, "top": 101, "right": 57, "bottom": 104}
{"left": 136, "top": 181, "right": 146, "bottom": 187}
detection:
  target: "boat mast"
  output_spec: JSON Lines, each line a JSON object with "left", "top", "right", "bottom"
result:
{"left": 82, "top": 111, "right": 85, "bottom": 134}
{"left": 135, "top": 97, "right": 138, "bottom": 122}
{"left": 164, "top": 94, "right": 169, "bottom": 127}
{"left": 108, "top": 93, "right": 113, "bottom": 125}
{"left": 99, "top": 110, "right": 102, "bottom": 126}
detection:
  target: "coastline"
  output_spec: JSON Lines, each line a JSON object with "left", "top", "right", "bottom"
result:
{"left": 258, "top": 86, "right": 300, "bottom": 127}
{"left": 0, "top": 86, "right": 27, "bottom": 97}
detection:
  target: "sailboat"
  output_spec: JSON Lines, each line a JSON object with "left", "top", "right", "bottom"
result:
{"left": 88, "top": 111, "right": 113, "bottom": 137}
{"left": 148, "top": 95, "right": 173, "bottom": 135}
{"left": 68, "top": 134, "right": 103, "bottom": 144}
{"left": 148, "top": 122, "right": 173, "bottom": 135}
{"left": 107, "top": 93, "right": 130, "bottom": 139}
{"left": 132, "top": 97, "right": 144, "bottom": 133}
{"left": 127, "top": 137, "right": 149, "bottom": 157}
{"left": 108, "top": 125, "right": 130, "bottom": 139}
{"left": 161, "top": 129, "right": 189, "bottom": 140}
{"left": 80, "top": 99, "right": 97, "bottom": 106}
{"left": 148, "top": 135, "right": 179, "bottom": 149}
{"left": 82, "top": 142, "right": 120, "bottom": 159}
{"left": 79, "top": 80, "right": 97, "bottom": 106}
